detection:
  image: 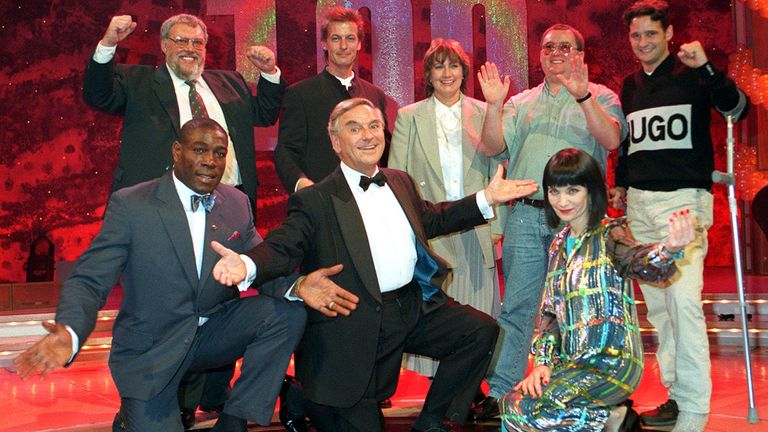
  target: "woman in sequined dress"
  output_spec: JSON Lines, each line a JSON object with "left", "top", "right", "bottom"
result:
{"left": 500, "top": 148, "right": 696, "bottom": 432}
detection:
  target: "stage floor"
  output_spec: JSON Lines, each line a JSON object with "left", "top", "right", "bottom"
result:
{"left": 1, "top": 266, "right": 767, "bottom": 431}
{"left": 0, "top": 351, "right": 766, "bottom": 431}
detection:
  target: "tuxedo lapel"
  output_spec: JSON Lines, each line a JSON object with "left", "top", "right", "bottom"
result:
{"left": 153, "top": 67, "right": 182, "bottom": 137}
{"left": 414, "top": 99, "right": 444, "bottom": 183}
{"left": 155, "top": 173, "right": 198, "bottom": 290}
{"left": 329, "top": 170, "right": 383, "bottom": 303}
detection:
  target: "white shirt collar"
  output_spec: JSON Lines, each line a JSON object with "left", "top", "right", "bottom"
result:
{"left": 172, "top": 172, "right": 209, "bottom": 212}
{"left": 166, "top": 64, "right": 208, "bottom": 90}
{"left": 331, "top": 70, "right": 355, "bottom": 89}
{"left": 340, "top": 162, "right": 381, "bottom": 193}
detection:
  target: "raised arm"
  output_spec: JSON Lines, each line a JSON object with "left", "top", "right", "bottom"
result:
{"left": 477, "top": 62, "right": 511, "bottom": 157}
{"left": 557, "top": 53, "right": 622, "bottom": 151}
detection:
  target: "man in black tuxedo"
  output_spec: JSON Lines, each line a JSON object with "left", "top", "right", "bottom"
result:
{"left": 274, "top": 6, "right": 389, "bottom": 193}
{"left": 212, "top": 99, "right": 538, "bottom": 432}
{"left": 83, "top": 13, "right": 285, "bottom": 203}
{"left": 14, "top": 118, "right": 306, "bottom": 432}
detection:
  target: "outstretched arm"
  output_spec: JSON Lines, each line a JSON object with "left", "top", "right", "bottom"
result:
{"left": 14, "top": 322, "right": 74, "bottom": 379}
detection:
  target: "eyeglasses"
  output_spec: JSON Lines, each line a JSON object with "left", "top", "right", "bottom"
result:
{"left": 541, "top": 42, "right": 578, "bottom": 55}
{"left": 166, "top": 36, "right": 206, "bottom": 49}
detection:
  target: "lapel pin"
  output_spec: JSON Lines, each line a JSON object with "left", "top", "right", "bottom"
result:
{"left": 211, "top": 224, "right": 218, "bottom": 231}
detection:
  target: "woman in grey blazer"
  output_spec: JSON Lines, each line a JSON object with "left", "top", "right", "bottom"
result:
{"left": 388, "top": 39, "right": 507, "bottom": 378}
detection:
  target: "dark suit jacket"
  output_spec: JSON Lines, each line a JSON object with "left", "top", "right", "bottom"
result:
{"left": 274, "top": 69, "right": 388, "bottom": 191}
{"left": 82, "top": 58, "right": 286, "bottom": 200}
{"left": 54, "top": 172, "right": 293, "bottom": 400}
{"left": 247, "top": 167, "right": 486, "bottom": 407}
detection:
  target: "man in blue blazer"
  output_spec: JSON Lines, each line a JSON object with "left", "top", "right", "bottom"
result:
{"left": 83, "top": 13, "right": 286, "bottom": 203}
{"left": 14, "top": 118, "right": 306, "bottom": 432}
{"left": 212, "top": 99, "right": 539, "bottom": 432}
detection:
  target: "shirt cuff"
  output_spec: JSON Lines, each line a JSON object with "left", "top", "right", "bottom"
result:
{"left": 284, "top": 276, "right": 305, "bottom": 302}
{"left": 236, "top": 254, "right": 257, "bottom": 292}
{"left": 260, "top": 66, "right": 281, "bottom": 84}
{"left": 93, "top": 42, "right": 117, "bottom": 64}
{"left": 475, "top": 192, "right": 495, "bottom": 219}
{"left": 65, "top": 325, "right": 78, "bottom": 363}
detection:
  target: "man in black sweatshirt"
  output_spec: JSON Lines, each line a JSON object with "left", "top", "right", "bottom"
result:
{"left": 610, "top": 2, "right": 748, "bottom": 431}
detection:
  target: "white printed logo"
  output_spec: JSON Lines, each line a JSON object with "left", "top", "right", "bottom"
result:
{"left": 626, "top": 105, "right": 692, "bottom": 155}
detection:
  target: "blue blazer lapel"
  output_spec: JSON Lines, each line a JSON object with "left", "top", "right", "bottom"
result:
{"left": 329, "top": 170, "right": 383, "bottom": 303}
{"left": 155, "top": 173, "right": 198, "bottom": 290}
{"left": 153, "top": 66, "right": 182, "bottom": 136}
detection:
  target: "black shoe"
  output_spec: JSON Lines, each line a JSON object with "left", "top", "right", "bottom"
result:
{"left": 379, "top": 398, "right": 393, "bottom": 409}
{"left": 279, "top": 376, "right": 307, "bottom": 432}
{"left": 180, "top": 408, "right": 196, "bottom": 430}
{"left": 472, "top": 396, "right": 499, "bottom": 421}
{"left": 640, "top": 399, "right": 679, "bottom": 426}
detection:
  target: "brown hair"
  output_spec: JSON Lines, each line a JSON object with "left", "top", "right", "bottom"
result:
{"left": 423, "top": 38, "right": 470, "bottom": 97}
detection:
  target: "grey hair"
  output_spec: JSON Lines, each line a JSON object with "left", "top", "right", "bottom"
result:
{"left": 327, "top": 98, "right": 382, "bottom": 137}
{"left": 160, "top": 14, "right": 208, "bottom": 42}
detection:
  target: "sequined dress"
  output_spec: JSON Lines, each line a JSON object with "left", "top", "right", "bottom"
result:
{"left": 500, "top": 218, "right": 680, "bottom": 431}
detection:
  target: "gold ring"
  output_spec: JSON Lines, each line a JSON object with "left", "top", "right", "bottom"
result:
{"left": 328, "top": 301, "right": 335, "bottom": 310}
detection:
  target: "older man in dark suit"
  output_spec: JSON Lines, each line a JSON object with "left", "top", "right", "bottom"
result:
{"left": 14, "top": 118, "right": 305, "bottom": 432}
{"left": 83, "top": 13, "right": 285, "bottom": 203}
{"left": 212, "top": 99, "right": 538, "bottom": 432}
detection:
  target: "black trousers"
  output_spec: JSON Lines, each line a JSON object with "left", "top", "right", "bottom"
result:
{"left": 305, "top": 284, "right": 499, "bottom": 432}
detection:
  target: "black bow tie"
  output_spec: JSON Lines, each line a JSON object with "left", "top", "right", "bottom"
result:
{"left": 190, "top": 193, "right": 216, "bottom": 212}
{"left": 359, "top": 171, "right": 387, "bottom": 191}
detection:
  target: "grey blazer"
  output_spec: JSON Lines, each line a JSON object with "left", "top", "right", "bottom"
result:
{"left": 388, "top": 95, "right": 507, "bottom": 269}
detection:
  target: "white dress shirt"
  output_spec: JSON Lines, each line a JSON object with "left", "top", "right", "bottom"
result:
{"left": 434, "top": 96, "right": 464, "bottom": 201}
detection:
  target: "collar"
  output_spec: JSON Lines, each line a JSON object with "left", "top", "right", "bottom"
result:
{"left": 327, "top": 68, "right": 355, "bottom": 89}
{"left": 643, "top": 53, "right": 675, "bottom": 77}
{"left": 172, "top": 172, "right": 213, "bottom": 212}
{"left": 433, "top": 94, "right": 462, "bottom": 115}
{"left": 165, "top": 64, "right": 209, "bottom": 91}
{"left": 340, "top": 162, "right": 381, "bottom": 193}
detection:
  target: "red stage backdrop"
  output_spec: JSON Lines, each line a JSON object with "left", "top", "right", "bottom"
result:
{"left": 0, "top": 0, "right": 742, "bottom": 283}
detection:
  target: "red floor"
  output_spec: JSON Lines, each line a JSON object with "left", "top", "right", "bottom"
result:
{"left": 1, "top": 351, "right": 766, "bottom": 431}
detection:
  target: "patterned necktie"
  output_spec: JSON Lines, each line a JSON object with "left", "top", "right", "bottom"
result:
{"left": 186, "top": 80, "right": 209, "bottom": 119}
{"left": 190, "top": 194, "right": 216, "bottom": 212}
{"left": 359, "top": 171, "right": 387, "bottom": 191}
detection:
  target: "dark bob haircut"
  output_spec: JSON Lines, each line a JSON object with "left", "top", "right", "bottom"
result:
{"left": 543, "top": 148, "right": 607, "bottom": 230}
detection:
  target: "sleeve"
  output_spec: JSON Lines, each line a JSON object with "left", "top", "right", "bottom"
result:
{"left": 274, "top": 87, "right": 309, "bottom": 192}
{"left": 82, "top": 57, "right": 128, "bottom": 114}
{"left": 605, "top": 219, "right": 680, "bottom": 282}
{"left": 594, "top": 85, "right": 629, "bottom": 141}
{"left": 249, "top": 72, "right": 286, "bottom": 126}
{"left": 697, "top": 62, "right": 750, "bottom": 121}
{"left": 532, "top": 285, "right": 562, "bottom": 367}
{"left": 55, "top": 193, "right": 131, "bottom": 349}
{"left": 248, "top": 189, "right": 317, "bottom": 285}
